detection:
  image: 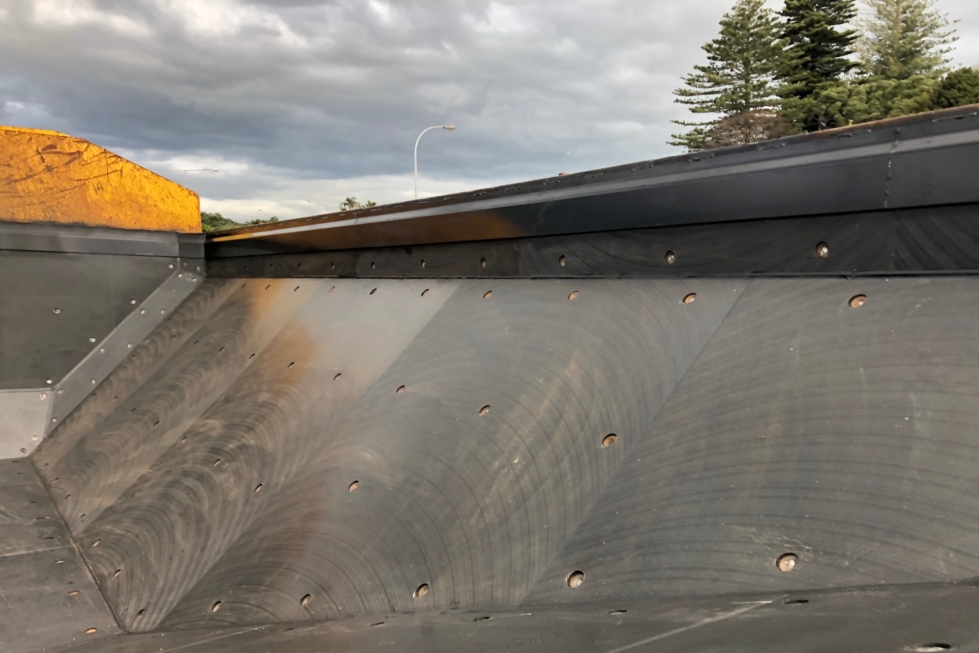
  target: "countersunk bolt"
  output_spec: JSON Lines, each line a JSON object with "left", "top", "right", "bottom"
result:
{"left": 776, "top": 553, "right": 799, "bottom": 572}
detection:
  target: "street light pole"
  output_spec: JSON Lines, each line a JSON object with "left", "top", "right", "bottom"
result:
{"left": 414, "top": 125, "right": 455, "bottom": 199}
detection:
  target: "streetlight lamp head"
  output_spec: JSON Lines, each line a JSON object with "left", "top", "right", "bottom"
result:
{"left": 443, "top": 125, "right": 456, "bottom": 130}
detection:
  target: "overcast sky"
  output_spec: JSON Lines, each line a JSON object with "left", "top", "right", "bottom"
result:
{"left": 1, "top": 0, "right": 977, "bottom": 221}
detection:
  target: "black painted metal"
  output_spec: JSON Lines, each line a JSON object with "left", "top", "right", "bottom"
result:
{"left": 206, "top": 105, "right": 979, "bottom": 257}
{"left": 42, "top": 582, "right": 979, "bottom": 653}
{"left": 0, "top": 250, "right": 176, "bottom": 389}
{"left": 207, "top": 204, "right": 979, "bottom": 278}
{"left": 0, "top": 221, "right": 180, "bottom": 257}
{"left": 0, "top": 459, "right": 119, "bottom": 653}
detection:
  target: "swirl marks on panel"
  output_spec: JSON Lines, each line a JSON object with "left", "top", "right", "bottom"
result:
{"left": 522, "top": 277, "right": 979, "bottom": 606}
{"left": 159, "top": 279, "right": 744, "bottom": 628}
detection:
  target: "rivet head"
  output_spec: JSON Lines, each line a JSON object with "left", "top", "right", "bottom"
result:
{"left": 568, "top": 291, "right": 578, "bottom": 301}
{"left": 300, "top": 594, "right": 311, "bottom": 607}
{"left": 99, "top": 348, "right": 105, "bottom": 354}
{"left": 85, "top": 628, "right": 98, "bottom": 634}
{"left": 89, "top": 337, "right": 96, "bottom": 343}
{"left": 68, "top": 590, "right": 80, "bottom": 596}
{"left": 348, "top": 480, "right": 359, "bottom": 492}
{"left": 602, "top": 434, "right": 617, "bottom": 447}
{"left": 420, "top": 259, "right": 426, "bottom": 268}
{"left": 53, "top": 308, "right": 60, "bottom": 314}
{"left": 140, "top": 309, "right": 146, "bottom": 315}
{"left": 480, "top": 258, "right": 487, "bottom": 268}
{"left": 413, "top": 584, "right": 430, "bottom": 598}
{"left": 665, "top": 250, "right": 676, "bottom": 265}
{"left": 682, "top": 293, "right": 696, "bottom": 305}
{"left": 559, "top": 255, "right": 566, "bottom": 267}
{"left": 479, "top": 405, "right": 491, "bottom": 416}
{"left": 91, "top": 379, "right": 97, "bottom": 385}
{"left": 396, "top": 385, "right": 406, "bottom": 394}
{"left": 46, "top": 379, "right": 53, "bottom": 384}
{"left": 31, "top": 435, "right": 38, "bottom": 441}
{"left": 421, "top": 289, "right": 429, "bottom": 297}
{"left": 567, "top": 571, "right": 585, "bottom": 588}
{"left": 57, "top": 389, "right": 64, "bottom": 394}
{"left": 776, "top": 553, "right": 798, "bottom": 572}
{"left": 483, "top": 290, "right": 492, "bottom": 299}
{"left": 127, "top": 344, "right": 133, "bottom": 348}
{"left": 905, "top": 645, "right": 954, "bottom": 652}
{"left": 169, "top": 264, "right": 174, "bottom": 269}
{"left": 130, "top": 299, "right": 136, "bottom": 304}
{"left": 849, "top": 294, "right": 867, "bottom": 308}
{"left": 211, "top": 601, "right": 221, "bottom": 612}
{"left": 39, "top": 393, "right": 47, "bottom": 400}
{"left": 815, "top": 242, "right": 830, "bottom": 258}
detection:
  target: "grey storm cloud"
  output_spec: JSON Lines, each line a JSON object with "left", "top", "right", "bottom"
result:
{"left": 1, "top": 0, "right": 977, "bottom": 218}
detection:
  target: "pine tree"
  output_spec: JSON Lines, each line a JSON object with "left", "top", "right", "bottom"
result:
{"left": 857, "top": 0, "right": 957, "bottom": 80}
{"left": 670, "top": 0, "right": 786, "bottom": 150}
{"left": 778, "top": 0, "right": 860, "bottom": 131}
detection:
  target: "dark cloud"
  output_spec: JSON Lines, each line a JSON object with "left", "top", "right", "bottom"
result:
{"left": 1, "top": 0, "right": 976, "bottom": 218}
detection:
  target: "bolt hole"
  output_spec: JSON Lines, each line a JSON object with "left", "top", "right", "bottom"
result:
{"left": 479, "top": 405, "right": 491, "bottom": 416}
{"left": 249, "top": 353, "right": 255, "bottom": 359}
{"left": 421, "top": 289, "right": 430, "bottom": 297}
{"left": 776, "top": 553, "right": 798, "bottom": 572}
{"left": 849, "top": 294, "right": 867, "bottom": 308}
{"left": 369, "top": 288, "right": 377, "bottom": 295}
{"left": 609, "top": 609, "right": 627, "bottom": 615}
{"left": 602, "top": 434, "right": 617, "bottom": 447}
{"left": 294, "top": 285, "right": 300, "bottom": 292}
{"left": 68, "top": 590, "right": 80, "bottom": 596}
{"left": 482, "top": 290, "right": 493, "bottom": 299}
{"left": 396, "top": 385, "right": 406, "bottom": 394}
{"left": 559, "top": 256, "right": 566, "bottom": 267}
{"left": 213, "top": 459, "right": 221, "bottom": 467}
{"left": 288, "top": 361, "right": 295, "bottom": 368}
{"left": 348, "top": 480, "right": 359, "bottom": 492}
{"left": 815, "top": 242, "right": 830, "bottom": 258}
{"left": 413, "top": 584, "right": 430, "bottom": 598}
{"left": 420, "top": 259, "right": 426, "bottom": 268}
{"left": 567, "top": 571, "right": 585, "bottom": 588}
{"left": 300, "top": 594, "right": 311, "bottom": 607}
{"left": 136, "top": 610, "right": 145, "bottom": 618}
{"left": 784, "top": 599, "right": 809, "bottom": 605}
{"left": 906, "top": 645, "right": 953, "bottom": 652}
{"left": 480, "top": 258, "right": 487, "bottom": 268}
{"left": 85, "top": 628, "right": 97, "bottom": 634}
{"left": 211, "top": 601, "right": 221, "bottom": 613}
{"left": 112, "top": 569, "right": 122, "bottom": 579}
{"left": 568, "top": 291, "right": 579, "bottom": 301}
{"left": 254, "top": 484, "right": 263, "bottom": 493}
{"left": 474, "top": 616, "right": 491, "bottom": 621}
{"left": 329, "top": 286, "right": 336, "bottom": 293}
{"left": 92, "top": 540, "right": 100, "bottom": 548}
{"left": 334, "top": 373, "right": 342, "bottom": 381}
{"left": 266, "top": 284, "right": 271, "bottom": 290}
{"left": 371, "top": 622, "right": 385, "bottom": 627}
{"left": 682, "top": 293, "right": 696, "bottom": 305}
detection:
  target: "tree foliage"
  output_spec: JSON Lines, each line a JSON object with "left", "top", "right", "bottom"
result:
{"left": 933, "top": 66, "right": 979, "bottom": 109}
{"left": 339, "top": 197, "right": 377, "bottom": 211}
{"left": 857, "top": 0, "right": 957, "bottom": 80}
{"left": 670, "top": 0, "right": 970, "bottom": 151}
{"left": 200, "top": 211, "right": 278, "bottom": 234}
{"left": 670, "top": 0, "right": 786, "bottom": 150}
{"left": 778, "top": 0, "right": 860, "bottom": 131}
